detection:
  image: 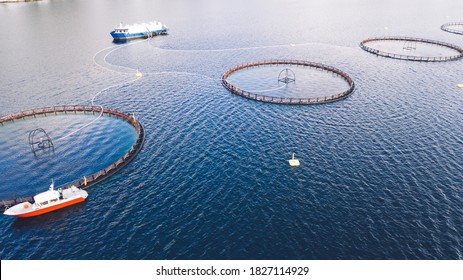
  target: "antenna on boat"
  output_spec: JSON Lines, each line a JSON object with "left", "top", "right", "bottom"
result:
{"left": 49, "top": 179, "right": 55, "bottom": 191}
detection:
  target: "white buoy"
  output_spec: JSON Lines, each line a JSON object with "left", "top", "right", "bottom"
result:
{"left": 288, "top": 152, "right": 300, "bottom": 167}
{"left": 290, "top": 43, "right": 296, "bottom": 47}
{"left": 135, "top": 69, "right": 143, "bottom": 78}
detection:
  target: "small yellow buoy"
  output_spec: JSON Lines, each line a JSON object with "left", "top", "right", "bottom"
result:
{"left": 135, "top": 70, "right": 143, "bottom": 79}
{"left": 457, "top": 84, "right": 463, "bottom": 88}
{"left": 288, "top": 152, "right": 300, "bottom": 167}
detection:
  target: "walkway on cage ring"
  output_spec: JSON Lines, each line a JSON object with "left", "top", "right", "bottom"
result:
{"left": 222, "top": 60, "right": 355, "bottom": 105}
{"left": 360, "top": 36, "right": 463, "bottom": 62}
{"left": 441, "top": 22, "right": 463, "bottom": 35}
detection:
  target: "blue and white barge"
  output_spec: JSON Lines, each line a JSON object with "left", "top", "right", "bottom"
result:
{"left": 110, "top": 21, "right": 167, "bottom": 41}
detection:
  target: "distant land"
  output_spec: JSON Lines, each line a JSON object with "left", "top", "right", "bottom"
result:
{"left": 0, "top": 0, "right": 40, "bottom": 3}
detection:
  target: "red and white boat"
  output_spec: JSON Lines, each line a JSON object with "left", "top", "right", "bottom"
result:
{"left": 4, "top": 182, "right": 88, "bottom": 218}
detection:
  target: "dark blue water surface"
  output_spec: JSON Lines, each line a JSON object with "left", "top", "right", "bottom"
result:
{"left": 0, "top": 114, "right": 137, "bottom": 199}
{"left": 0, "top": 0, "right": 462, "bottom": 260}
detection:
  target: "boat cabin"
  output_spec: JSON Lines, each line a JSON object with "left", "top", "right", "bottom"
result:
{"left": 33, "top": 190, "right": 60, "bottom": 207}
{"left": 114, "top": 28, "right": 128, "bottom": 33}
{"left": 114, "top": 22, "right": 129, "bottom": 34}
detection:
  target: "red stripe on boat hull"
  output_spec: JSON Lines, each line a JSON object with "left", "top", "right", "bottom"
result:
{"left": 13, "top": 197, "right": 86, "bottom": 218}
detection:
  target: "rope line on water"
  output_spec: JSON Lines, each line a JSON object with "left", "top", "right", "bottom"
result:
{"left": 56, "top": 39, "right": 157, "bottom": 142}
{"left": 93, "top": 39, "right": 148, "bottom": 74}
{"left": 94, "top": 38, "right": 222, "bottom": 84}
{"left": 95, "top": 38, "right": 353, "bottom": 83}
{"left": 97, "top": 38, "right": 350, "bottom": 77}
{"left": 54, "top": 78, "right": 139, "bottom": 141}
{"left": 148, "top": 41, "right": 327, "bottom": 53}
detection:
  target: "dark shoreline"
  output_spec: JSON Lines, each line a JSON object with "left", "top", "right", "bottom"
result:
{"left": 0, "top": 0, "right": 41, "bottom": 3}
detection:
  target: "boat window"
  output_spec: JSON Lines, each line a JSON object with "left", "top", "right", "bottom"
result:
{"left": 50, "top": 199, "right": 58, "bottom": 203}
{"left": 41, "top": 201, "right": 49, "bottom": 206}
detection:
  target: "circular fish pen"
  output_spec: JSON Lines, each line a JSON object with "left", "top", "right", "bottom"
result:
{"left": 360, "top": 37, "right": 463, "bottom": 62}
{"left": 441, "top": 22, "right": 463, "bottom": 35}
{"left": 0, "top": 106, "right": 145, "bottom": 211}
{"left": 222, "top": 60, "right": 355, "bottom": 105}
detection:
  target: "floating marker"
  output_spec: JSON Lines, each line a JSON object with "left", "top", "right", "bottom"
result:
{"left": 288, "top": 152, "right": 300, "bottom": 167}
{"left": 290, "top": 43, "right": 296, "bottom": 47}
{"left": 135, "top": 69, "right": 143, "bottom": 78}
{"left": 457, "top": 84, "right": 463, "bottom": 88}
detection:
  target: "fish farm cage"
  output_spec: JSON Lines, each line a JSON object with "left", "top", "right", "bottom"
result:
{"left": 222, "top": 60, "right": 355, "bottom": 105}
{"left": 359, "top": 37, "right": 463, "bottom": 62}
{"left": 0, "top": 105, "right": 145, "bottom": 211}
{"left": 441, "top": 22, "right": 463, "bottom": 35}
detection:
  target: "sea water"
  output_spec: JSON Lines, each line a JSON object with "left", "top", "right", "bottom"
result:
{"left": 0, "top": 0, "right": 462, "bottom": 259}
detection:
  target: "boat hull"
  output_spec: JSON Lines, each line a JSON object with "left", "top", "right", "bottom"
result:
{"left": 5, "top": 196, "right": 86, "bottom": 218}
{"left": 110, "top": 29, "right": 167, "bottom": 41}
